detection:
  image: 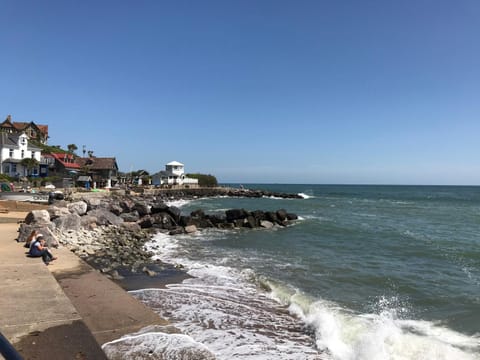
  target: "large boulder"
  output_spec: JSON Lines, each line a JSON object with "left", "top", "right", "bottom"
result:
{"left": 120, "top": 211, "right": 140, "bottom": 222}
{"left": 276, "top": 209, "right": 288, "bottom": 221}
{"left": 243, "top": 215, "right": 257, "bottom": 229}
{"left": 68, "top": 201, "right": 88, "bottom": 216}
{"left": 17, "top": 223, "right": 55, "bottom": 243}
{"left": 226, "top": 209, "right": 248, "bottom": 222}
{"left": 109, "top": 203, "right": 124, "bottom": 216}
{"left": 190, "top": 209, "right": 205, "bottom": 218}
{"left": 260, "top": 220, "right": 274, "bottom": 229}
{"left": 150, "top": 201, "right": 169, "bottom": 214}
{"left": 47, "top": 206, "right": 70, "bottom": 220}
{"left": 25, "top": 210, "right": 51, "bottom": 225}
{"left": 265, "top": 211, "right": 278, "bottom": 224}
{"left": 53, "top": 213, "right": 82, "bottom": 232}
{"left": 206, "top": 214, "right": 226, "bottom": 226}
{"left": 184, "top": 225, "right": 198, "bottom": 233}
{"left": 120, "top": 222, "right": 142, "bottom": 232}
{"left": 133, "top": 202, "right": 150, "bottom": 217}
{"left": 286, "top": 213, "right": 298, "bottom": 220}
{"left": 151, "top": 212, "right": 177, "bottom": 230}
{"left": 83, "top": 197, "right": 102, "bottom": 210}
{"left": 80, "top": 215, "right": 99, "bottom": 230}
{"left": 166, "top": 206, "right": 181, "bottom": 223}
{"left": 88, "top": 209, "right": 124, "bottom": 226}
{"left": 138, "top": 216, "right": 153, "bottom": 229}
{"left": 119, "top": 198, "right": 135, "bottom": 212}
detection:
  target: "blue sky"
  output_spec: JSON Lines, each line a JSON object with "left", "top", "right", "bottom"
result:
{"left": 1, "top": 0, "right": 479, "bottom": 184}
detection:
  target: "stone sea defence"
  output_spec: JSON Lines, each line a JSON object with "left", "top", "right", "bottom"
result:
{"left": 18, "top": 190, "right": 300, "bottom": 280}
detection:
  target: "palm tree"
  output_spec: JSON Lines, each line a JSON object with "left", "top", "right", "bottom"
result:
{"left": 67, "top": 144, "right": 78, "bottom": 154}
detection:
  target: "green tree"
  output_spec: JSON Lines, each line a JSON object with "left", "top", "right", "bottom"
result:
{"left": 186, "top": 173, "right": 218, "bottom": 187}
{"left": 20, "top": 158, "right": 39, "bottom": 176}
{"left": 67, "top": 144, "right": 78, "bottom": 154}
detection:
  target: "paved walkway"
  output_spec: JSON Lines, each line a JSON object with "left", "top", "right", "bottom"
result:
{"left": 0, "top": 214, "right": 169, "bottom": 359}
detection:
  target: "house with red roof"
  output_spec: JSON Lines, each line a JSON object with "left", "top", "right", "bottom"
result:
{"left": 48, "top": 153, "right": 80, "bottom": 175}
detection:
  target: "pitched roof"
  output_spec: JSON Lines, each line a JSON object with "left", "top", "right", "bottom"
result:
{"left": 76, "top": 157, "right": 118, "bottom": 170}
{"left": 167, "top": 161, "right": 184, "bottom": 166}
{"left": 0, "top": 117, "right": 15, "bottom": 128}
{"left": 51, "top": 153, "right": 80, "bottom": 169}
{"left": 0, "top": 132, "right": 17, "bottom": 146}
{"left": 0, "top": 132, "right": 41, "bottom": 151}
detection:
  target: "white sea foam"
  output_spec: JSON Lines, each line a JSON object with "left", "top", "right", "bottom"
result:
{"left": 136, "top": 232, "right": 323, "bottom": 359}
{"left": 164, "top": 198, "right": 194, "bottom": 208}
{"left": 141, "top": 232, "right": 480, "bottom": 360}
{"left": 266, "top": 282, "right": 480, "bottom": 360}
{"left": 298, "top": 193, "right": 314, "bottom": 199}
{"left": 102, "top": 325, "right": 216, "bottom": 359}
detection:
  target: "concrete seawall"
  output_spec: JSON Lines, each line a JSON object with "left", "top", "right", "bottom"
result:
{"left": 0, "top": 207, "right": 170, "bottom": 359}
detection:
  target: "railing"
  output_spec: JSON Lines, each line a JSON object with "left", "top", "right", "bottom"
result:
{"left": 0, "top": 331, "right": 23, "bottom": 359}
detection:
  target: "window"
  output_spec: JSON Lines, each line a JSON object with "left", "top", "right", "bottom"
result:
{"left": 9, "top": 149, "right": 13, "bottom": 157}
{"left": 31, "top": 152, "right": 35, "bottom": 158}
{"left": 21, "top": 150, "right": 24, "bottom": 158}
{"left": 12, "top": 164, "right": 16, "bottom": 173}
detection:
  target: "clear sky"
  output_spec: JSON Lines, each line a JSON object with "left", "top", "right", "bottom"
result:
{"left": 1, "top": 0, "right": 479, "bottom": 185}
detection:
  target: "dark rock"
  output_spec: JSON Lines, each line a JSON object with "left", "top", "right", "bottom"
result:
{"left": 166, "top": 206, "right": 181, "bottom": 223}
{"left": 265, "top": 211, "right": 278, "bottom": 224}
{"left": 169, "top": 227, "right": 184, "bottom": 235}
{"left": 109, "top": 203, "right": 124, "bottom": 216}
{"left": 226, "top": 209, "right": 248, "bottom": 222}
{"left": 151, "top": 212, "right": 177, "bottom": 230}
{"left": 178, "top": 216, "right": 192, "bottom": 227}
{"left": 119, "top": 199, "right": 135, "bottom": 212}
{"left": 287, "top": 213, "right": 298, "bottom": 220}
{"left": 243, "top": 215, "right": 257, "bottom": 228}
{"left": 138, "top": 216, "right": 153, "bottom": 229}
{"left": 190, "top": 209, "right": 205, "bottom": 218}
{"left": 120, "top": 211, "right": 140, "bottom": 222}
{"left": 206, "top": 214, "right": 226, "bottom": 225}
{"left": 120, "top": 222, "right": 142, "bottom": 232}
{"left": 276, "top": 209, "right": 288, "bottom": 221}
{"left": 150, "top": 201, "right": 169, "bottom": 214}
{"left": 234, "top": 219, "right": 244, "bottom": 228}
{"left": 133, "top": 202, "right": 150, "bottom": 217}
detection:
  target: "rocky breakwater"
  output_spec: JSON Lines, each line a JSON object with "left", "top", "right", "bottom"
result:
{"left": 17, "top": 194, "right": 299, "bottom": 280}
{"left": 145, "top": 186, "right": 304, "bottom": 201}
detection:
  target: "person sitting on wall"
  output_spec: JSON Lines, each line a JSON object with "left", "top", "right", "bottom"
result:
{"left": 24, "top": 229, "right": 40, "bottom": 248}
{"left": 29, "top": 235, "right": 57, "bottom": 265}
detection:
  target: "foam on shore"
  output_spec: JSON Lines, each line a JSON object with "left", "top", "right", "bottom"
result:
{"left": 137, "top": 231, "right": 480, "bottom": 360}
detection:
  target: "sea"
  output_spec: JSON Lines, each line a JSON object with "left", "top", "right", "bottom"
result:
{"left": 102, "top": 184, "right": 480, "bottom": 360}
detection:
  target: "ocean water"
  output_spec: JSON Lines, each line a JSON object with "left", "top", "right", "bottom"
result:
{"left": 103, "top": 185, "right": 480, "bottom": 360}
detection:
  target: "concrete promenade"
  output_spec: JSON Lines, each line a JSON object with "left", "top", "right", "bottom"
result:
{"left": 0, "top": 206, "right": 169, "bottom": 359}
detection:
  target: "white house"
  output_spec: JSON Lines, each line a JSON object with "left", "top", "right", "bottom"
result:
{"left": 152, "top": 161, "right": 199, "bottom": 187}
{"left": 0, "top": 132, "right": 42, "bottom": 177}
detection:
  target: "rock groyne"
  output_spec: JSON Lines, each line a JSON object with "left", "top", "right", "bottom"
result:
{"left": 18, "top": 190, "right": 301, "bottom": 282}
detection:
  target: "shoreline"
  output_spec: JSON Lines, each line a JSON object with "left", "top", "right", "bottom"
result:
{"left": 0, "top": 204, "right": 179, "bottom": 358}
{"left": 0, "top": 186, "right": 304, "bottom": 358}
